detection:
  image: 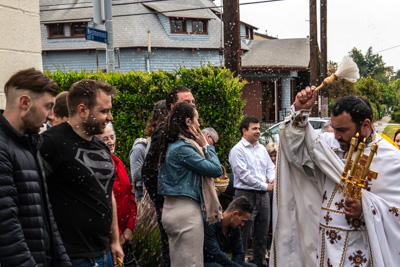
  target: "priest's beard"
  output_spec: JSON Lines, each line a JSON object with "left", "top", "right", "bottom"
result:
{"left": 339, "top": 125, "right": 364, "bottom": 152}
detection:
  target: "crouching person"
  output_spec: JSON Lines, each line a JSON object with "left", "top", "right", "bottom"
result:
{"left": 203, "top": 196, "right": 256, "bottom": 267}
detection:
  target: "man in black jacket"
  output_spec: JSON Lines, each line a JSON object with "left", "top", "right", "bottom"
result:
{"left": 141, "top": 86, "right": 195, "bottom": 267}
{"left": 0, "top": 68, "right": 71, "bottom": 266}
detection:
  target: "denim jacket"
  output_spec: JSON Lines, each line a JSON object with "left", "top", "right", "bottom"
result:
{"left": 158, "top": 139, "right": 222, "bottom": 204}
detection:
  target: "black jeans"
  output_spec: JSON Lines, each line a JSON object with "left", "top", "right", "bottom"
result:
{"left": 234, "top": 189, "right": 271, "bottom": 267}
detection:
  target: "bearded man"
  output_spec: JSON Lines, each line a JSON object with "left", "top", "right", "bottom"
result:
{"left": 0, "top": 68, "right": 71, "bottom": 266}
{"left": 40, "top": 79, "right": 124, "bottom": 267}
{"left": 271, "top": 87, "right": 400, "bottom": 267}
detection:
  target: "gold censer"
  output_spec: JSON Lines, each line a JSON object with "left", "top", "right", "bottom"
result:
{"left": 339, "top": 133, "right": 378, "bottom": 199}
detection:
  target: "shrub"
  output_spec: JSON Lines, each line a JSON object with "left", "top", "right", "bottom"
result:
{"left": 392, "top": 106, "right": 400, "bottom": 112}
{"left": 45, "top": 65, "right": 245, "bottom": 172}
{"left": 394, "top": 112, "right": 400, "bottom": 123}
{"left": 370, "top": 102, "right": 379, "bottom": 122}
{"left": 131, "top": 196, "right": 161, "bottom": 267}
{"left": 327, "top": 78, "right": 357, "bottom": 99}
{"left": 378, "top": 104, "right": 386, "bottom": 117}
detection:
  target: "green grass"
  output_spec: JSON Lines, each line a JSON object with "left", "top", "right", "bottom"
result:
{"left": 383, "top": 124, "right": 400, "bottom": 140}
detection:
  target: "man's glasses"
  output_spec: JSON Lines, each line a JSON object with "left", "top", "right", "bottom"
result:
{"left": 209, "top": 135, "right": 217, "bottom": 146}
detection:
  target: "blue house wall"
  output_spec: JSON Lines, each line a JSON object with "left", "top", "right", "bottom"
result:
{"left": 42, "top": 48, "right": 222, "bottom": 73}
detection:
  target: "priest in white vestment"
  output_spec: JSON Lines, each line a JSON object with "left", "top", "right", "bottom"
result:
{"left": 270, "top": 87, "right": 400, "bottom": 267}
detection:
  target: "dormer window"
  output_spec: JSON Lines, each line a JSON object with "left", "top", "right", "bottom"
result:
{"left": 70, "top": 22, "right": 86, "bottom": 37}
{"left": 170, "top": 18, "right": 187, "bottom": 33}
{"left": 47, "top": 22, "right": 87, "bottom": 39}
{"left": 192, "top": 19, "right": 207, "bottom": 34}
{"left": 48, "top": 23, "right": 65, "bottom": 38}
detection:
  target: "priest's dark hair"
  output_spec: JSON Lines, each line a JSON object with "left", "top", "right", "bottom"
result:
{"left": 332, "top": 96, "right": 373, "bottom": 125}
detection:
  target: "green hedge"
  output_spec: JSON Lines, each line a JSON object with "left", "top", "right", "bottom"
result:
{"left": 370, "top": 102, "right": 379, "bottom": 121}
{"left": 45, "top": 65, "right": 245, "bottom": 172}
{"left": 393, "top": 112, "right": 400, "bottom": 123}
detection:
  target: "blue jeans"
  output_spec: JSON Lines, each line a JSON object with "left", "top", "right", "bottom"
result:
{"left": 70, "top": 251, "right": 113, "bottom": 267}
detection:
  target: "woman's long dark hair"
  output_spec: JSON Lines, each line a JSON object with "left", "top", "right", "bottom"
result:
{"left": 144, "top": 100, "right": 168, "bottom": 136}
{"left": 158, "top": 102, "right": 196, "bottom": 169}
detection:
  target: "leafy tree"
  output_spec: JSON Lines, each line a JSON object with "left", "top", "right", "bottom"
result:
{"left": 396, "top": 70, "right": 400, "bottom": 80}
{"left": 355, "top": 76, "right": 382, "bottom": 120}
{"left": 389, "top": 78, "right": 400, "bottom": 106}
{"left": 327, "top": 60, "right": 338, "bottom": 76}
{"left": 349, "top": 47, "right": 391, "bottom": 84}
{"left": 355, "top": 76, "right": 381, "bottom": 103}
{"left": 380, "top": 82, "right": 396, "bottom": 107}
{"left": 327, "top": 78, "right": 357, "bottom": 99}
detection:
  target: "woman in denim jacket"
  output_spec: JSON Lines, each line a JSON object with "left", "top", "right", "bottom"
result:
{"left": 158, "top": 102, "right": 223, "bottom": 267}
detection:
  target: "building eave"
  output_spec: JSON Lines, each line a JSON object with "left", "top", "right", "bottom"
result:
{"left": 242, "top": 66, "right": 309, "bottom": 71}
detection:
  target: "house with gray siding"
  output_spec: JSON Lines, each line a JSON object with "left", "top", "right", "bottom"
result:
{"left": 40, "top": 0, "right": 254, "bottom": 72}
{"left": 40, "top": 0, "right": 310, "bottom": 122}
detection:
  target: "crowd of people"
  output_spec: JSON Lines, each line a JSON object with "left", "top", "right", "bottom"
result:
{"left": 1, "top": 68, "right": 400, "bottom": 267}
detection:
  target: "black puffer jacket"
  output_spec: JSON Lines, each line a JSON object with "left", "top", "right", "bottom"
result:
{"left": 0, "top": 112, "right": 71, "bottom": 267}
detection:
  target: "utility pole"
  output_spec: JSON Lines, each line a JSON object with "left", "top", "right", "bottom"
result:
{"left": 104, "top": 0, "right": 114, "bottom": 72}
{"left": 309, "top": 0, "right": 318, "bottom": 116}
{"left": 223, "top": 0, "right": 241, "bottom": 78}
{"left": 320, "top": 0, "right": 328, "bottom": 117}
{"left": 320, "top": 0, "right": 327, "bottom": 80}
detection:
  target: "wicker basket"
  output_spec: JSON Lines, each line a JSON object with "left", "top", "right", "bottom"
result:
{"left": 214, "top": 165, "right": 230, "bottom": 195}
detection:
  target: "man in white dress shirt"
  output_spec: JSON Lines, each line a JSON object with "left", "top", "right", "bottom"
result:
{"left": 229, "top": 116, "right": 275, "bottom": 267}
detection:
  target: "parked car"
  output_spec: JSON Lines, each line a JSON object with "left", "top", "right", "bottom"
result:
{"left": 263, "top": 117, "right": 330, "bottom": 143}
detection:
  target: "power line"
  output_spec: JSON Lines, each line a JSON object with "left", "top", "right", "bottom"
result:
{"left": 113, "top": 1, "right": 284, "bottom": 18}
{"left": 375, "top": 44, "right": 400, "bottom": 54}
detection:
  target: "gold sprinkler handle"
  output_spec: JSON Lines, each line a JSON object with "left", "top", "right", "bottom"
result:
{"left": 314, "top": 73, "right": 337, "bottom": 92}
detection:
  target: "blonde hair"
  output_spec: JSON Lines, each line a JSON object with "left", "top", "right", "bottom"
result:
{"left": 266, "top": 142, "right": 278, "bottom": 154}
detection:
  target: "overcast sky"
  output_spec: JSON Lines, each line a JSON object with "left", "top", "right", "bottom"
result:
{"left": 217, "top": 0, "right": 400, "bottom": 71}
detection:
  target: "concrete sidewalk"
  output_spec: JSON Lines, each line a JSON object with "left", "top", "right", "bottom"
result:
{"left": 373, "top": 115, "right": 400, "bottom": 133}
{"left": 373, "top": 115, "right": 391, "bottom": 133}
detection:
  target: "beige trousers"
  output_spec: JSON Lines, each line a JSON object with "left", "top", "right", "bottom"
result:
{"left": 162, "top": 195, "right": 204, "bottom": 267}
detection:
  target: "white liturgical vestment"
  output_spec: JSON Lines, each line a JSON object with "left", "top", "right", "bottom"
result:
{"left": 270, "top": 108, "right": 400, "bottom": 267}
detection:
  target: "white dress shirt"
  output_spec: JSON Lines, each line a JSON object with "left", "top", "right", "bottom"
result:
{"left": 229, "top": 137, "right": 276, "bottom": 191}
